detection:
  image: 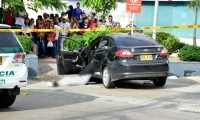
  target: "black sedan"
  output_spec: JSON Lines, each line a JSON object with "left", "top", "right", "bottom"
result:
{"left": 56, "top": 33, "right": 169, "bottom": 88}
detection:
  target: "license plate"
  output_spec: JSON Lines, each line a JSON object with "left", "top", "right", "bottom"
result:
{"left": 0, "top": 79, "right": 5, "bottom": 84}
{"left": 0, "top": 56, "right": 2, "bottom": 65}
{"left": 140, "top": 54, "right": 153, "bottom": 61}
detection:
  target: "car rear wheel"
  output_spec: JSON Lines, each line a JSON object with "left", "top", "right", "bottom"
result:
{"left": 102, "top": 67, "right": 115, "bottom": 89}
{"left": 153, "top": 77, "right": 167, "bottom": 87}
{"left": 0, "top": 90, "right": 16, "bottom": 108}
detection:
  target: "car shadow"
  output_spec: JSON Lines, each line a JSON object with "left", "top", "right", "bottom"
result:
{"left": 0, "top": 89, "right": 97, "bottom": 112}
{"left": 88, "top": 77, "right": 199, "bottom": 90}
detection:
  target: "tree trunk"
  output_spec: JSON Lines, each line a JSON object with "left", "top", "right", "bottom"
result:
{"left": 193, "top": 7, "right": 198, "bottom": 46}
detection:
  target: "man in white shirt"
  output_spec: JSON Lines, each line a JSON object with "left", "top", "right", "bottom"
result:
{"left": 105, "top": 15, "right": 115, "bottom": 28}
{"left": 15, "top": 12, "right": 27, "bottom": 27}
{"left": 58, "top": 16, "right": 70, "bottom": 50}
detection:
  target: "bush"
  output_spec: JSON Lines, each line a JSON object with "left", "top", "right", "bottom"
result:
{"left": 178, "top": 44, "right": 200, "bottom": 61}
{"left": 178, "top": 42, "right": 187, "bottom": 49}
{"left": 16, "top": 35, "right": 32, "bottom": 54}
{"left": 144, "top": 32, "right": 180, "bottom": 55}
{"left": 64, "top": 30, "right": 115, "bottom": 51}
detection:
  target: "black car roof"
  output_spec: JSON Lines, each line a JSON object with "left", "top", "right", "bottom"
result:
{"left": 105, "top": 33, "right": 155, "bottom": 41}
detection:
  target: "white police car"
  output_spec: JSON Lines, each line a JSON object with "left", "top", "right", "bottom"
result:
{"left": 0, "top": 24, "right": 27, "bottom": 108}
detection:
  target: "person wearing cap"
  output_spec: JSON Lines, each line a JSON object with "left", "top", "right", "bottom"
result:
{"left": 58, "top": 16, "right": 70, "bottom": 50}
{"left": 72, "top": 2, "right": 83, "bottom": 20}
{"left": 126, "top": 20, "right": 140, "bottom": 33}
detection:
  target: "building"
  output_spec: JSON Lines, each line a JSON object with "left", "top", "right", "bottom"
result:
{"left": 134, "top": 0, "right": 200, "bottom": 45}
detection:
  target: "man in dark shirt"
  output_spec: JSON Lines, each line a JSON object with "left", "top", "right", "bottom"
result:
{"left": 72, "top": 2, "right": 83, "bottom": 20}
{"left": 66, "top": 5, "right": 73, "bottom": 20}
{"left": 79, "top": 17, "right": 90, "bottom": 29}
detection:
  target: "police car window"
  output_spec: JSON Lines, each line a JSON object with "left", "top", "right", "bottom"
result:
{"left": 0, "top": 33, "right": 20, "bottom": 47}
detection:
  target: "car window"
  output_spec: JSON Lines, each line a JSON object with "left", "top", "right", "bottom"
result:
{"left": 90, "top": 37, "right": 102, "bottom": 51}
{"left": 115, "top": 36, "right": 158, "bottom": 47}
{"left": 0, "top": 33, "right": 20, "bottom": 47}
{"left": 99, "top": 37, "right": 113, "bottom": 49}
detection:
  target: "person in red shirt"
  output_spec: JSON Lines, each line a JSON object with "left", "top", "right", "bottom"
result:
{"left": 90, "top": 18, "right": 97, "bottom": 28}
{"left": 5, "top": 8, "right": 14, "bottom": 26}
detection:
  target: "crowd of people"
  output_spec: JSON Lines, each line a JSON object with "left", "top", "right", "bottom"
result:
{"left": 0, "top": 2, "right": 138, "bottom": 59}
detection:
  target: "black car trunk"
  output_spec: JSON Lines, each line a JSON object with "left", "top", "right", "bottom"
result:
{"left": 122, "top": 46, "right": 167, "bottom": 64}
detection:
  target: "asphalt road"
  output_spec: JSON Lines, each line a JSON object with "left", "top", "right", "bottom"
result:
{"left": 1, "top": 77, "right": 200, "bottom": 120}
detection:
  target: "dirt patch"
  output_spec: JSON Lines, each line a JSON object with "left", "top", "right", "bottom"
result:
{"left": 168, "top": 56, "right": 182, "bottom": 62}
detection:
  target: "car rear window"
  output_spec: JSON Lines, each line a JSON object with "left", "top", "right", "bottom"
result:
{"left": 0, "top": 32, "right": 20, "bottom": 47}
{"left": 0, "top": 32, "right": 23, "bottom": 53}
{"left": 115, "top": 36, "right": 158, "bottom": 46}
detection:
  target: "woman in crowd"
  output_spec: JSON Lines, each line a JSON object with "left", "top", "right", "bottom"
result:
{"left": 115, "top": 22, "right": 121, "bottom": 28}
{"left": 35, "top": 21, "right": 47, "bottom": 58}
{"left": 22, "top": 18, "right": 33, "bottom": 39}
{"left": 70, "top": 16, "right": 79, "bottom": 35}
{"left": 29, "top": 18, "right": 35, "bottom": 28}
{"left": 54, "top": 17, "right": 59, "bottom": 23}
{"left": 46, "top": 20, "right": 56, "bottom": 58}
{"left": 50, "top": 14, "right": 54, "bottom": 21}
{"left": 90, "top": 18, "right": 97, "bottom": 28}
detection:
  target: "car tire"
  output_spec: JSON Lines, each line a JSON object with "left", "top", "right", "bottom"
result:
{"left": 153, "top": 77, "right": 167, "bottom": 87}
{"left": 0, "top": 90, "right": 16, "bottom": 108}
{"left": 102, "top": 67, "right": 115, "bottom": 89}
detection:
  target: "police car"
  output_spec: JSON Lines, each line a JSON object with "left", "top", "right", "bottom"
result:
{"left": 0, "top": 24, "right": 27, "bottom": 108}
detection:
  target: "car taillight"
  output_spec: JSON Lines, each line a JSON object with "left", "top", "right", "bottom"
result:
{"left": 13, "top": 52, "right": 26, "bottom": 63}
{"left": 159, "top": 48, "right": 168, "bottom": 56}
{"left": 116, "top": 49, "right": 133, "bottom": 57}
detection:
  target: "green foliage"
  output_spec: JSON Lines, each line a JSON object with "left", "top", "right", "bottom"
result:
{"left": 82, "top": 0, "right": 122, "bottom": 18}
{"left": 179, "top": 44, "right": 200, "bottom": 61}
{"left": 16, "top": 35, "right": 31, "bottom": 54}
{"left": 26, "top": 0, "right": 68, "bottom": 12}
{"left": 64, "top": 30, "right": 127, "bottom": 51}
{"left": 187, "top": 0, "right": 200, "bottom": 11}
{"left": 2, "top": 0, "right": 26, "bottom": 12}
{"left": 178, "top": 42, "right": 187, "bottom": 49}
{"left": 144, "top": 32, "right": 180, "bottom": 54}
{"left": 2, "top": 0, "right": 67, "bottom": 13}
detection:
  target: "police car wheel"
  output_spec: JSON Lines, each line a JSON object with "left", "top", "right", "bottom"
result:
{"left": 0, "top": 90, "right": 16, "bottom": 108}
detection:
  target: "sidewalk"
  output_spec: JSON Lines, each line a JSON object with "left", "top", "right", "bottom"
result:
{"left": 38, "top": 58, "right": 60, "bottom": 81}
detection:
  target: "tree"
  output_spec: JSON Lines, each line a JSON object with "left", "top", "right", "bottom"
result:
{"left": 2, "top": 0, "right": 68, "bottom": 12}
{"left": 82, "top": 0, "right": 122, "bottom": 18}
{"left": 187, "top": 0, "right": 200, "bottom": 46}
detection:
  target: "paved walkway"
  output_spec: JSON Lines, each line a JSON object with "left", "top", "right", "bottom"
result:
{"left": 38, "top": 58, "right": 60, "bottom": 81}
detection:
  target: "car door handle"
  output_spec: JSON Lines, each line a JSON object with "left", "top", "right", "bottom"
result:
{"left": 72, "top": 56, "right": 78, "bottom": 62}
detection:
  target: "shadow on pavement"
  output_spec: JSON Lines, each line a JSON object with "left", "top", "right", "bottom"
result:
{"left": 89, "top": 77, "right": 199, "bottom": 90}
{"left": 0, "top": 89, "right": 97, "bottom": 112}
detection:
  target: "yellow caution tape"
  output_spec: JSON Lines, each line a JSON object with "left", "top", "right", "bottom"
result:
{"left": 0, "top": 24, "right": 199, "bottom": 32}
{"left": 19, "top": 92, "right": 28, "bottom": 96}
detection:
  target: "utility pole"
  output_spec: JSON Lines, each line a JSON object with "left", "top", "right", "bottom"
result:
{"left": 131, "top": 13, "right": 133, "bottom": 34}
{"left": 152, "top": 0, "right": 159, "bottom": 40}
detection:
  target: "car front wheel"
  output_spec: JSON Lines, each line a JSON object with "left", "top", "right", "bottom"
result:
{"left": 0, "top": 90, "right": 16, "bottom": 108}
{"left": 153, "top": 77, "right": 167, "bottom": 87}
{"left": 102, "top": 67, "right": 115, "bottom": 89}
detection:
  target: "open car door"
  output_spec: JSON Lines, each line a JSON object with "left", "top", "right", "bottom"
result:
{"left": 57, "top": 36, "right": 86, "bottom": 75}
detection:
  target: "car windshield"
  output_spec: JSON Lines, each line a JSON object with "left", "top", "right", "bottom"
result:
{"left": 0, "top": 32, "right": 23, "bottom": 53}
{"left": 115, "top": 36, "right": 158, "bottom": 47}
{"left": 0, "top": 32, "right": 20, "bottom": 47}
